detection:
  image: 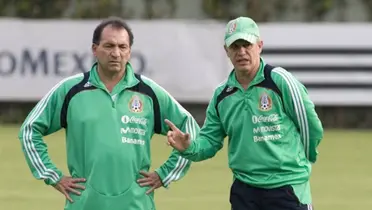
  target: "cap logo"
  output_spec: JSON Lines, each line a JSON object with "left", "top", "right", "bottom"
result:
{"left": 228, "top": 21, "right": 237, "bottom": 34}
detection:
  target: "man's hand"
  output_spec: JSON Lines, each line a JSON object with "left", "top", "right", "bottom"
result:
{"left": 53, "top": 176, "right": 86, "bottom": 203}
{"left": 165, "top": 119, "right": 191, "bottom": 152}
{"left": 137, "top": 171, "right": 163, "bottom": 194}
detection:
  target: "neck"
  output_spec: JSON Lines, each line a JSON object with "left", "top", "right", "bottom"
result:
{"left": 235, "top": 63, "right": 260, "bottom": 90}
{"left": 97, "top": 65, "right": 125, "bottom": 92}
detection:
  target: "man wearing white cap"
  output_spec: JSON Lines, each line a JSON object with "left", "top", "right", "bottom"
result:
{"left": 164, "top": 16, "right": 323, "bottom": 210}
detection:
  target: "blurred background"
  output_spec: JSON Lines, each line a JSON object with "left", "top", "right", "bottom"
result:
{"left": 0, "top": 1, "right": 372, "bottom": 210}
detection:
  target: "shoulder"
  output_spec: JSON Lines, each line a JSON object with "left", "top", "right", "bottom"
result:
{"left": 138, "top": 74, "right": 162, "bottom": 91}
{"left": 269, "top": 66, "right": 302, "bottom": 86}
{"left": 62, "top": 73, "right": 86, "bottom": 89}
{"left": 136, "top": 74, "right": 173, "bottom": 100}
{"left": 213, "top": 79, "right": 229, "bottom": 97}
{"left": 268, "top": 66, "right": 308, "bottom": 96}
{"left": 47, "top": 73, "right": 85, "bottom": 97}
{"left": 138, "top": 74, "right": 192, "bottom": 115}
{"left": 137, "top": 74, "right": 176, "bottom": 101}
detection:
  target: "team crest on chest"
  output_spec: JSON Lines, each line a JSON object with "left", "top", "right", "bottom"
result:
{"left": 129, "top": 95, "right": 143, "bottom": 113}
{"left": 258, "top": 92, "right": 272, "bottom": 111}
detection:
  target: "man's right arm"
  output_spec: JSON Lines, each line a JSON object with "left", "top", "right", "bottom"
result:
{"left": 180, "top": 94, "right": 227, "bottom": 162}
{"left": 18, "top": 80, "right": 67, "bottom": 185}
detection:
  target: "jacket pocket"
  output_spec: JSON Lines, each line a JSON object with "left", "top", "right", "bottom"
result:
{"left": 64, "top": 181, "right": 155, "bottom": 210}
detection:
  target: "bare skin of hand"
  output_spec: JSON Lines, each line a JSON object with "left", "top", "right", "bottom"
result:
{"left": 53, "top": 176, "right": 86, "bottom": 203}
{"left": 137, "top": 171, "right": 163, "bottom": 194}
{"left": 164, "top": 119, "right": 191, "bottom": 152}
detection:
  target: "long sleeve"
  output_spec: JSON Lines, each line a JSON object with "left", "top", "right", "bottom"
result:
{"left": 272, "top": 67, "right": 324, "bottom": 163}
{"left": 142, "top": 76, "right": 200, "bottom": 188}
{"left": 181, "top": 94, "right": 227, "bottom": 162}
{"left": 18, "top": 82, "right": 66, "bottom": 185}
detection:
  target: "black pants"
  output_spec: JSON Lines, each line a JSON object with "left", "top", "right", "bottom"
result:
{"left": 230, "top": 179, "right": 313, "bottom": 210}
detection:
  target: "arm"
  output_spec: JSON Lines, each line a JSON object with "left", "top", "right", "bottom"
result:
{"left": 272, "top": 67, "right": 324, "bottom": 163}
{"left": 18, "top": 82, "right": 66, "bottom": 185}
{"left": 180, "top": 93, "right": 227, "bottom": 162}
{"left": 143, "top": 77, "right": 200, "bottom": 188}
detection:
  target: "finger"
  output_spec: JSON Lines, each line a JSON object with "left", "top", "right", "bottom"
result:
{"left": 146, "top": 186, "right": 156, "bottom": 195}
{"left": 139, "top": 181, "right": 153, "bottom": 187}
{"left": 139, "top": 171, "right": 150, "bottom": 177}
{"left": 184, "top": 133, "right": 190, "bottom": 141}
{"left": 70, "top": 183, "right": 86, "bottom": 190}
{"left": 71, "top": 178, "right": 86, "bottom": 183}
{"left": 65, "top": 193, "right": 74, "bottom": 203}
{"left": 164, "top": 119, "right": 179, "bottom": 131}
{"left": 66, "top": 186, "right": 81, "bottom": 196}
{"left": 168, "top": 136, "right": 176, "bottom": 146}
{"left": 61, "top": 188, "right": 74, "bottom": 203}
{"left": 167, "top": 131, "right": 173, "bottom": 138}
{"left": 137, "top": 177, "right": 150, "bottom": 183}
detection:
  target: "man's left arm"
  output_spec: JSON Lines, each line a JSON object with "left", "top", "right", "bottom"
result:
{"left": 154, "top": 90, "right": 200, "bottom": 188}
{"left": 140, "top": 76, "right": 200, "bottom": 188}
{"left": 272, "top": 67, "right": 324, "bottom": 163}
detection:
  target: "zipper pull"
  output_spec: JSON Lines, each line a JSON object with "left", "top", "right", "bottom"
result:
{"left": 111, "top": 94, "right": 117, "bottom": 108}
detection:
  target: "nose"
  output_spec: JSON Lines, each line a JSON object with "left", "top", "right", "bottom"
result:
{"left": 236, "top": 46, "right": 247, "bottom": 54}
{"left": 110, "top": 47, "right": 120, "bottom": 57}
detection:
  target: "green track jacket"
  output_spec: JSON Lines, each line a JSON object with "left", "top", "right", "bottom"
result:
{"left": 18, "top": 62, "right": 200, "bottom": 210}
{"left": 181, "top": 58, "right": 324, "bottom": 205}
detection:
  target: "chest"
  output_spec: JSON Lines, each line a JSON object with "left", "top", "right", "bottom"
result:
{"left": 66, "top": 89, "right": 155, "bottom": 134}
{"left": 217, "top": 87, "right": 285, "bottom": 135}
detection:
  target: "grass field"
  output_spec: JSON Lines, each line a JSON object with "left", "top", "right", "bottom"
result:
{"left": 1, "top": 125, "right": 371, "bottom": 210}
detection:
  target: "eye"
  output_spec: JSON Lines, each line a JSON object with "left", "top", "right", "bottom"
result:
{"left": 104, "top": 44, "right": 114, "bottom": 49}
{"left": 244, "top": 43, "right": 253, "bottom": 48}
{"left": 230, "top": 44, "right": 239, "bottom": 50}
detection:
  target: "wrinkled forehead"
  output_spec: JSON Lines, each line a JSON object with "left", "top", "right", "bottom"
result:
{"left": 100, "top": 25, "right": 130, "bottom": 44}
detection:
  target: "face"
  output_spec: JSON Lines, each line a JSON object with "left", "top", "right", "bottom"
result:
{"left": 92, "top": 25, "right": 131, "bottom": 73}
{"left": 224, "top": 39, "right": 263, "bottom": 73}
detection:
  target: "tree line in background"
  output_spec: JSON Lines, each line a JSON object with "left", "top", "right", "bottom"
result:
{"left": 0, "top": 0, "right": 371, "bottom": 21}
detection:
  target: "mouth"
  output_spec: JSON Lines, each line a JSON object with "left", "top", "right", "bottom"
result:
{"left": 109, "top": 61, "right": 120, "bottom": 65}
{"left": 236, "top": 58, "right": 249, "bottom": 65}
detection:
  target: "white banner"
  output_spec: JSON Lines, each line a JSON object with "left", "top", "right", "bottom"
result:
{"left": 0, "top": 19, "right": 230, "bottom": 103}
{"left": 1, "top": 19, "right": 372, "bottom": 105}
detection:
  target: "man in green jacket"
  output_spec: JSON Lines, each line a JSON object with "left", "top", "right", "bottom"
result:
{"left": 165, "top": 16, "right": 323, "bottom": 210}
{"left": 18, "top": 17, "right": 200, "bottom": 210}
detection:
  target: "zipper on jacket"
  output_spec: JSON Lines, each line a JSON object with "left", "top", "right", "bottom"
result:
{"left": 111, "top": 94, "right": 117, "bottom": 109}
{"left": 244, "top": 89, "right": 253, "bottom": 110}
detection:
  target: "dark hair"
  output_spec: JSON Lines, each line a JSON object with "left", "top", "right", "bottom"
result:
{"left": 92, "top": 16, "right": 134, "bottom": 46}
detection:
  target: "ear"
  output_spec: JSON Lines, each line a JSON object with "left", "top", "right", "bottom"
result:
{"left": 127, "top": 47, "right": 132, "bottom": 60}
{"left": 257, "top": 40, "right": 264, "bottom": 54}
{"left": 92, "top": 44, "right": 97, "bottom": 57}
{"left": 224, "top": 45, "right": 228, "bottom": 55}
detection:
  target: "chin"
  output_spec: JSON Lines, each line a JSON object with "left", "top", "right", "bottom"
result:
{"left": 108, "top": 66, "right": 123, "bottom": 72}
{"left": 235, "top": 65, "right": 251, "bottom": 72}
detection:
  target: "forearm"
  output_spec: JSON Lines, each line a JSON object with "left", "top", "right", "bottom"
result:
{"left": 181, "top": 137, "right": 222, "bottom": 162}
{"left": 156, "top": 152, "right": 191, "bottom": 187}
{"left": 307, "top": 113, "right": 324, "bottom": 163}
{"left": 19, "top": 131, "right": 63, "bottom": 185}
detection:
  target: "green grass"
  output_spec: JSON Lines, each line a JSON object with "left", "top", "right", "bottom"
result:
{"left": 1, "top": 125, "right": 371, "bottom": 210}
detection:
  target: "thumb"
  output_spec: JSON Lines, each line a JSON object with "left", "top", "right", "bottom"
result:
{"left": 183, "top": 133, "right": 190, "bottom": 141}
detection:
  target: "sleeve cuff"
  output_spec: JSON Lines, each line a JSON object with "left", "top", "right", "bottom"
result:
{"left": 155, "top": 168, "right": 170, "bottom": 189}
{"left": 180, "top": 140, "right": 195, "bottom": 156}
{"left": 43, "top": 170, "right": 63, "bottom": 186}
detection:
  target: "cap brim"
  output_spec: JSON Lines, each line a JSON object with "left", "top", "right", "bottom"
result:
{"left": 225, "top": 33, "right": 259, "bottom": 47}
